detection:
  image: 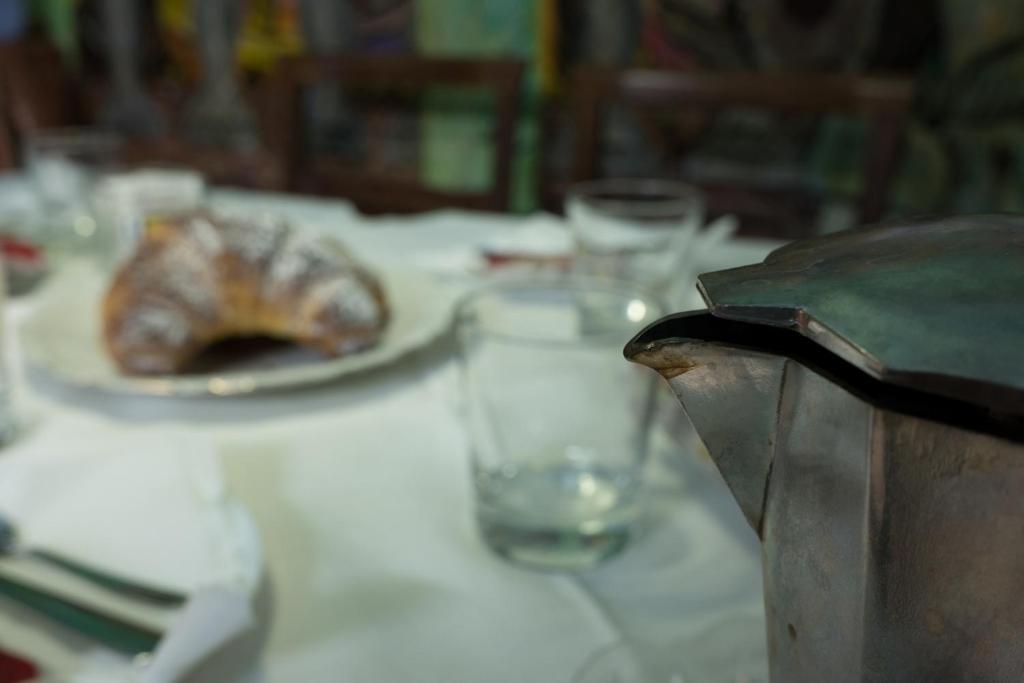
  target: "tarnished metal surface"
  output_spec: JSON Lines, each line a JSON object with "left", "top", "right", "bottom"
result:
{"left": 624, "top": 214, "right": 1024, "bottom": 681}
{"left": 763, "top": 357, "right": 1024, "bottom": 682}
{"left": 863, "top": 410, "right": 1024, "bottom": 682}
{"left": 629, "top": 335, "right": 1024, "bottom": 682}
{"left": 629, "top": 338, "right": 784, "bottom": 532}
{"left": 697, "top": 214, "right": 1024, "bottom": 412}
{"left": 761, "top": 360, "right": 872, "bottom": 682}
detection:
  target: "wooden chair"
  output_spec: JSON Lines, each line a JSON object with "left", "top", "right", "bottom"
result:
{"left": 271, "top": 55, "right": 525, "bottom": 214}
{"left": 566, "top": 67, "right": 914, "bottom": 237}
{"left": 114, "top": 77, "right": 289, "bottom": 191}
{"left": 0, "top": 35, "right": 286, "bottom": 191}
{"left": 118, "top": 138, "right": 286, "bottom": 191}
{"left": 0, "top": 37, "right": 83, "bottom": 169}
{"left": 30, "top": 77, "right": 290, "bottom": 191}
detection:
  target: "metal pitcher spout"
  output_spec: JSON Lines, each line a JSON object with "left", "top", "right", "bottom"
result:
{"left": 623, "top": 217, "right": 1024, "bottom": 682}
{"left": 625, "top": 312, "right": 786, "bottom": 534}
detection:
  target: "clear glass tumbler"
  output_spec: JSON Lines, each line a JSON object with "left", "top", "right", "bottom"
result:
{"left": 24, "top": 128, "right": 121, "bottom": 262}
{"left": 456, "top": 278, "right": 663, "bottom": 571}
{"left": 566, "top": 179, "right": 704, "bottom": 308}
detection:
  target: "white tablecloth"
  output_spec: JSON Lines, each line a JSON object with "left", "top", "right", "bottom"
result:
{"left": 0, "top": 183, "right": 773, "bottom": 682}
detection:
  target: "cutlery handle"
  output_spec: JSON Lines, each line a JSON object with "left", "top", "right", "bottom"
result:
{"left": 0, "top": 574, "right": 161, "bottom": 655}
{"left": 30, "top": 549, "right": 187, "bottom": 607}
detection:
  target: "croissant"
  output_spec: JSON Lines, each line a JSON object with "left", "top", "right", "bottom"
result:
{"left": 102, "top": 211, "right": 389, "bottom": 375}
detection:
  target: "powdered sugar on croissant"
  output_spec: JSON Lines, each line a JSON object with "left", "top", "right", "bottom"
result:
{"left": 102, "top": 211, "right": 389, "bottom": 375}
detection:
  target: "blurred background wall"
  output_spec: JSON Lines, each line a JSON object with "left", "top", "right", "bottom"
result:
{"left": 2, "top": 0, "right": 1024, "bottom": 230}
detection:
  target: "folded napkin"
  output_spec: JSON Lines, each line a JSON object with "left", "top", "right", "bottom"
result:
{"left": 0, "top": 416, "right": 261, "bottom": 682}
{"left": 479, "top": 214, "right": 574, "bottom": 259}
{"left": 93, "top": 169, "right": 206, "bottom": 261}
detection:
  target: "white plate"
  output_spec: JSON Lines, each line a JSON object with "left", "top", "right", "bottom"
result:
{"left": 20, "top": 259, "right": 457, "bottom": 397}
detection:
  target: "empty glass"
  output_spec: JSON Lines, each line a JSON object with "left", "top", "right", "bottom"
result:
{"left": 566, "top": 179, "right": 705, "bottom": 308}
{"left": 24, "top": 129, "right": 120, "bottom": 261}
{"left": 456, "top": 278, "right": 662, "bottom": 571}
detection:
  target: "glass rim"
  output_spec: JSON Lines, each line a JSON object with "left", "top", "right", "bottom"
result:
{"left": 566, "top": 178, "right": 703, "bottom": 220}
{"left": 455, "top": 275, "right": 665, "bottom": 349}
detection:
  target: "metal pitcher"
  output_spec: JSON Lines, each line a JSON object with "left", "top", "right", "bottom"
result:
{"left": 625, "top": 215, "right": 1024, "bottom": 682}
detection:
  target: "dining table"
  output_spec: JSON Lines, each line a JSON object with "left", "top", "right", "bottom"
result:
{"left": 0, "top": 176, "right": 778, "bottom": 682}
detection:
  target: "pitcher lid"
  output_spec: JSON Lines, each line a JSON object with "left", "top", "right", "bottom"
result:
{"left": 698, "top": 214, "right": 1024, "bottom": 413}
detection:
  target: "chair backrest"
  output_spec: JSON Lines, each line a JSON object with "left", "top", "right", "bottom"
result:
{"left": 0, "top": 36, "right": 286, "bottom": 191}
{"left": 111, "top": 74, "right": 289, "bottom": 192}
{"left": 115, "top": 78, "right": 288, "bottom": 192}
{"left": 568, "top": 67, "right": 914, "bottom": 236}
{"left": 271, "top": 55, "right": 525, "bottom": 214}
{"left": 0, "top": 38, "right": 79, "bottom": 169}
{"left": 118, "top": 138, "right": 287, "bottom": 192}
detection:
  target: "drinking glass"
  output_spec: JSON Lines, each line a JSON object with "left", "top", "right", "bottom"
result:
{"left": 24, "top": 129, "right": 120, "bottom": 261}
{"left": 456, "top": 278, "right": 663, "bottom": 571}
{"left": 566, "top": 179, "right": 705, "bottom": 308}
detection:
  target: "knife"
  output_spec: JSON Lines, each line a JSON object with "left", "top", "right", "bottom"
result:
{"left": 0, "top": 574, "right": 161, "bottom": 656}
